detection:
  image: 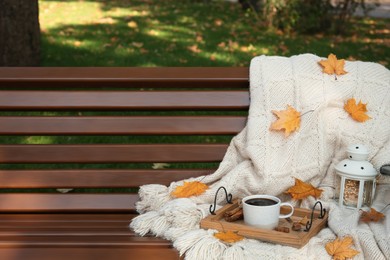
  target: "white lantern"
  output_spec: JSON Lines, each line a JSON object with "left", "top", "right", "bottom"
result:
{"left": 335, "top": 144, "right": 378, "bottom": 209}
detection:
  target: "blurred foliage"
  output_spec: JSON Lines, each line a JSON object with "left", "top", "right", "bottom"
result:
{"left": 241, "top": 0, "right": 381, "bottom": 34}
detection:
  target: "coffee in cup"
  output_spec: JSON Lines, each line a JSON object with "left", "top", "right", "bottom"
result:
{"left": 242, "top": 195, "right": 294, "bottom": 230}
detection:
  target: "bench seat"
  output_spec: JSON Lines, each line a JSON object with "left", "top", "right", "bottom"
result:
{"left": 0, "top": 214, "right": 179, "bottom": 260}
{"left": 0, "top": 67, "right": 249, "bottom": 259}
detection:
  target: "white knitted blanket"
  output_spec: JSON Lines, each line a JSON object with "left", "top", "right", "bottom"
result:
{"left": 131, "top": 54, "right": 390, "bottom": 260}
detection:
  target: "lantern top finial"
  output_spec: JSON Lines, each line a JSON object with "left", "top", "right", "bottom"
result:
{"left": 346, "top": 144, "right": 368, "bottom": 161}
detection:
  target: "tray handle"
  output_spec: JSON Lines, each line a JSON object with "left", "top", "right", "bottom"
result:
{"left": 304, "top": 201, "right": 326, "bottom": 232}
{"left": 209, "top": 186, "right": 233, "bottom": 215}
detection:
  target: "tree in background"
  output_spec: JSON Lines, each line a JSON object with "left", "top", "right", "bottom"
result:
{"left": 0, "top": 0, "right": 40, "bottom": 66}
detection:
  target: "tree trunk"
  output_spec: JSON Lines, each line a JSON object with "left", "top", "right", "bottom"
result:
{"left": 0, "top": 0, "right": 40, "bottom": 66}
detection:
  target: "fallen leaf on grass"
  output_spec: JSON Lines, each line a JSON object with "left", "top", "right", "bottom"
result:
{"left": 214, "top": 231, "right": 244, "bottom": 243}
{"left": 147, "top": 29, "right": 159, "bottom": 36}
{"left": 360, "top": 208, "right": 385, "bottom": 223}
{"left": 285, "top": 178, "right": 323, "bottom": 200}
{"left": 196, "top": 33, "right": 203, "bottom": 43}
{"left": 56, "top": 188, "right": 73, "bottom": 193}
{"left": 132, "top": 42, "right": 144, "bottom": 48}
{"left": 127, "top": 21, "right": 138, "bottom": 28}
{"left": 152, "top": 163, "right": 170, "bottom": 169}
{"left": 74, "top": 41, "right": 82, "bottom": 47}
{"left": 188, "top": 45, "right": 201, "bottom": 53}
{"left": 325, "top": 237, "right": 359, "bottom": 260}
{"left": 318, "top": 54, "right": 347, "bottom": 76}
{"left": 270, "top": 105, "right": 301, "bottom": 137}
{"left": 344, "top": 98, "right": 371, "bottom": 122}
{"left": 214, "top": 19, "right": 223, "bottom": 26}
{"left": 171, "top": 181, "right": 208, "bottom": 198}
{"left": 217, "top": 42, "right": 226, "bottom": 48}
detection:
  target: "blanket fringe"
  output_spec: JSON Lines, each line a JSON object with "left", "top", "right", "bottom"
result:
{"left": 136, "top": 184, "right": 171, "bottom": 213}
{"left": 221, "top": 244, "right": 246, "bottom": 260}
{"left": 131, "top": 198, "right": 205, "bottom": 239}
{"left": 130, "top": 211, "right": 159, "bottom": 236}
{"left": 175, "top": 229, "right": 228, "bottom": 260}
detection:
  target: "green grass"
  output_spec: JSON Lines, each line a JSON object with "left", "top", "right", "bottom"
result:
{"left": 39, "top": 0, "right": 390, "bottom": 67}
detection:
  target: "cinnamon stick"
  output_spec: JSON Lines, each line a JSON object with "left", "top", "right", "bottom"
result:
{"left": 274, "top": 226, "right": 290, "bottom": 233}
{"left": 224, "top": 208, "right": 243, "bottom": 222}
{"left": 224, "top": 207, "right": 241, "bottom": 218}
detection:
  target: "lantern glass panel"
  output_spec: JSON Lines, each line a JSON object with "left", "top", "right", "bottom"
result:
{"left": 363, "top": 180, "right": 374, "bottom": 207}
{"left": 343, "top": 179, "right": 360, "bottom": 207}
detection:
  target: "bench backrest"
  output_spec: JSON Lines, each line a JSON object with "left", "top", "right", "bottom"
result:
{"left": 0, "top": 67, "right": 249, "bottom": 213}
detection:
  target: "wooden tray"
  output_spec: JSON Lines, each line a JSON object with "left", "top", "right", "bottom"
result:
{"left": 200, "top": 200, "right": 328, "bottom": 248}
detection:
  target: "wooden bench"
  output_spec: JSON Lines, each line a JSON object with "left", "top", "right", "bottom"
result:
{"left": 0, "top": 67, "right": 249, "bottom": 260}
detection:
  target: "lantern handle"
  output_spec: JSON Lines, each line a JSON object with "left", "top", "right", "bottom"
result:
{"left": 380, "top": 164, "right": 390, "bottom": 176}
{"left": 304, "top": 201, "right": 326, "bottom": 232}
{"left": 209, "top": 186, "right": 233, "bottom": 215}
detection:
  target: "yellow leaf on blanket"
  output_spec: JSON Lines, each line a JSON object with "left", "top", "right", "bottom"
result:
{"left": 325, "top": 237, "right": 359, "bottom": 260}
{"left": 171, "top": 181, "right": 208, "bottom": 198}
{"left": 344, "top": 98, "right": 371, "bottom": 122}
{"left": 360, "top": 208, "right": 385, "bottom": 223}
{"left": 214, "top": 231, "right": 244, "bottom": 243}
{"left": 285, "top": 178, "right": 323, "bottom": 200}
{"left": 318, "top": 53, "right": 347, "bottom": 76}
{"left": 270, "top": 105, "right": 301, "bottom": 137}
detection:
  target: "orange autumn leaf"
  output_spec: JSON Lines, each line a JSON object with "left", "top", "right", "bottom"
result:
{"left": 360, "top": 208, "right": 385, "bottom": 223}
{"left": 214, "top": 231, "right": 244, "bottom": 243}
{"left": 325, "top": 237, "right": 360, "bottom": 260}
{"left": 344, "top": 98, "right": 371, "bottom": 122}
{"left": 171, "top": 181, "right": 208, "bottom": 198}
{"left": 285, "top": 178, "right": 323, "bottom": 200}
{"left": 318, "top": 53, "right": 347, "bottom": 76}
{"left": 270, "top": 105, "right": 301, "bottom": 137}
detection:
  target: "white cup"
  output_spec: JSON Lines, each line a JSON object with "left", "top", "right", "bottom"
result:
{"left": 242, "top": 195, "right": 294, "bottom": 230}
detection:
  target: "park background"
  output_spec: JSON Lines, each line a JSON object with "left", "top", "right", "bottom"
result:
{"left": 1, "top": 0, "right": 389, "bottom": 68}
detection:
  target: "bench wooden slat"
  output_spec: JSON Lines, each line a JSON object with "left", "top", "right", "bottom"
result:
{"left": 0, "top": 214, "right": 132, "bottom": 222}
{"left": 0, "top": 248, "right": 179, "bottom": 260}
{"left": 0, "top": 144, "right": 228, "bottom": 163}
{"left": 0, "top": 235, "right": 172, "bottom": 246}
{"left": 0, "top": 116, "right": 246, "bottom": 135}
{"left": 0, "top": 169, "right": 214, "bottom": 188}
{"left": 0, "top": 91, "right": 249, "bottom": 110}
{"left": 0, "top": 228, "right": 132, "bottom": 236}
{"left": 0, "top": 67, "right": 248, "bottom": 89}
{"left": 0, "top": 194, "right": 137, "bottom": 212}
